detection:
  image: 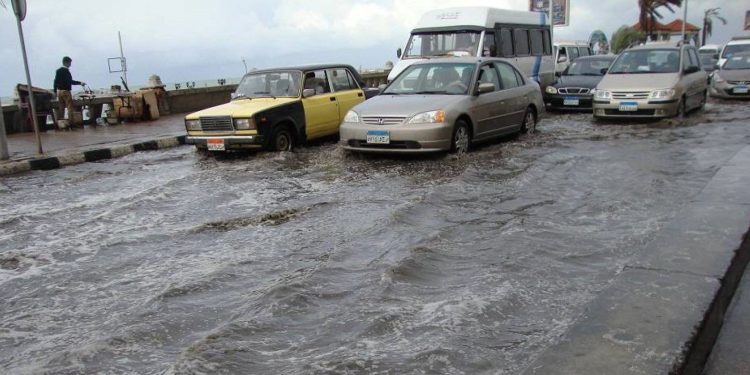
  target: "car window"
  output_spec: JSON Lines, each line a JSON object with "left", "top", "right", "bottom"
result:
{"left": 514, "top": 69, "right": 525, "bottom": 85}
{"left": 530, "top": 29, "right": 544, "bottom": 56}
{"left": 483, "top": 32, "right": 497, "bottom": 57}
{"left": 569, "top": 47, "right": 580, "bottom": 60}
{"left": 688, "top": 48, "right": 701, "bottom": 70}
{"left": 514, "top": 29, "right": 530, "bottom": 56}
{"left": 609, "top": 49, "right": 680, "bottom": 74}
{"left": 346, "top": 70, "right": 360, "bottom": 89}
{"left": 328, "top": 68, "right": 357, "bottom": 92}
{"left": 542, "top": 30, "right": 551, "bottom": 55}
{"left": 495, "top": 63, "right": 520, "bottom": 90}
{"left": 724, "top": 55, "right": 750, "bottom": 70}
{"left": 384, "top": 63, "right": 475, "bottom": 95}
{"left": 304, "top": 70, "right": 331, "bottom": 95}
{"left": 477, "top": 64, "right": 501, "bottom": 91}
{"left": 578, "top": 47, "right": 590, "bottom": 56}
{"left": 235, "top": 71, "right": 302, "bottom": 99}
{"left": 499, "top": 28, "right": 514, "bottom": 57}
{"left": 721, "top": 43, "right": 750, "bottom": 59}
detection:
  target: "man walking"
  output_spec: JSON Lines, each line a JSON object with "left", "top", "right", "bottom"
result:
{"left": 53, "top": 56, "right": 85, "bottom": 128}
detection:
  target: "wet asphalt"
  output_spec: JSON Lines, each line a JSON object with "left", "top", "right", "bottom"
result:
{"left": 1, "top": 101, "right": 749, "bottom": 374}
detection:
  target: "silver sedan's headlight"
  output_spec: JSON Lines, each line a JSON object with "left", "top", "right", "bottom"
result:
{"left": 648, "top": 89, "right": 675, "bottom": 99}
{"left": 594, "top": 90, "right": 612, "bottom": 100}
{"left": 713, "top": 73, "right": 725, "bottom": 83}
{"left": 344, "top": 110, "right": 360, "bottom": 123}
{"left": 408, "top": 110, "right": 446, "bottom": 124}
{"left": 234, "top": 118, "right": 256, "bottom": 130}
{"left": 545, "top": 86, "right": 558, "bottom": 94}
{"left": 185, "top": 119, "right": 201, "bottom": 131}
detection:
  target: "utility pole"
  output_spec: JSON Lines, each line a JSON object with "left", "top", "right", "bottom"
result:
{"left": 681, "top": 0, "right": 688, "bottom": 44}
{"left": 0, "top": 97, "right": 9, "bottom": 160}
{"left": 12, "top": 0, "right": 43, "bottom": 154}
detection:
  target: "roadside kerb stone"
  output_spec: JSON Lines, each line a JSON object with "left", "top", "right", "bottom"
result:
{"left": 0, "top": 135, "right": 186, "bottom": 177}
{"left": 522, "top": 145, "right": 750, "bottom": 375}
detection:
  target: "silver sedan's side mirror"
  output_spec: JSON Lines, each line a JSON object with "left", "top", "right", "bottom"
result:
{"left": 302, "top": 89, "right": 316, "bottom": 98}
{"left": 476, "top": 83, "right": 495, "bottom": 95}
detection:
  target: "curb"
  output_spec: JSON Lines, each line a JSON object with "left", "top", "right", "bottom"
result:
{"left": 0, "top": 135, "right": 186, "bottom": 177}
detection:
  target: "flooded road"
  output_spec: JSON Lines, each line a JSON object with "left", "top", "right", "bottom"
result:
{"left": 1, "top": 102, "right": 749, "bottom": 374}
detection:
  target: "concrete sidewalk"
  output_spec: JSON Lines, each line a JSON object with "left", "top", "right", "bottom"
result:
{"left": 0, "top": 115, "right": 187, "bottom": 176}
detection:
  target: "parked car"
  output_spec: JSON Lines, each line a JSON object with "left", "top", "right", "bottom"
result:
{"left": 710, "top": 52, "right": 750, "bottom": 99}
{"left": 544, "top": 55, "right": 616, "bottom": 111}
{"left": 593, "top": 43, "right": 707, "bottom": 119}
{"left": 700, "top": 53, "right": 719, "bottom": 73}
{"left": 184, "top": 64, "right": 375, "bottom": 152}
{"left": 717, "top": 36, "right": 750, "bottom": 68}
{"left": 554, "top": 41, "right": 594, "bottom": 73}
{"left": 340, "top": 57, "right": 544, "bottom": 154}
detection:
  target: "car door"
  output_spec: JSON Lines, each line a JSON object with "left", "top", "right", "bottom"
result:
{"left": 327, "top": 68, "right": 365, "bottom": 129}
{"left": 471, "top": 63, "right": 505, "bottom": 138}
{"left": 494, "top": 62, "right": 527, "bottom": 130}
{"left": 686, "top": 47, "right": 707, "bottom": 108}
{"left": 301, "top": 70, "right": 340, "bottom": 140}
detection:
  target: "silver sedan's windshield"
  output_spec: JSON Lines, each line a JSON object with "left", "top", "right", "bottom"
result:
{"left": 724, "top": 55, "right": 750, "bottom": 70}
{"left": 404, "top": 32, "right": 481, "bottom": 58}
{"left": 384, "top": 63, "right": 476, "bottom": 95}
{"left": 234, "top": 71, "right": 302, "bottom": 99}
{"left": 609, "top": 49, "right": 680, "bottom": 74}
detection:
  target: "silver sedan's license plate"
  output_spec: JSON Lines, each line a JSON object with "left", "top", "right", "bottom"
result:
{"left": 734, "top": 86, "right": 749, "bottom": 94}
{"left": 366, "top": 130, "right": 390, "bottom": 144}
{"left": 618, "top": 101, "right": 638, "bottom": 111}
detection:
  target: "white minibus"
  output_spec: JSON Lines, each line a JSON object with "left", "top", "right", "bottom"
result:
{"left": 389, "top": 7, "right": 555, "bottom": 88}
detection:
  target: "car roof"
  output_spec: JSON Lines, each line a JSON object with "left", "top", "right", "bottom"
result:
{"left": 411, "top": 57, "right": 486, "bottom": 65}
{"left": 628, "top": 43, "right": 681, "bottom": 51}
{"left": 248, "top": 64, "right": 358, "bottom": 75}
{"left": 575, "top": 55, "right": 616, "bottom": 60}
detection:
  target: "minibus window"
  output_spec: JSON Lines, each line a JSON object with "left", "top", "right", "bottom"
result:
{"left": 514, "top": 29, "right": 530, "bottom": 56}
{"left": 405, "top": 32, "right": 482, "bottom": 58}
{"left": 530, "top": 29, "right": 543, "bottom": 56}
{"left": 568, "top": 46, "right": 580, "bottom": 61}
{"left": 483, "top": 32, "right": 497, "bottom": 57}
{"left": 499, "top": 28, "right": 514, "bottom": 57}
{"left": 542, "top": 30, "right": 551, "bottom": 55}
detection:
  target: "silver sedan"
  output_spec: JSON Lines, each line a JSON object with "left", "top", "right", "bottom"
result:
{"left": 340, "top": 57, "right": 544, "bottom": 154}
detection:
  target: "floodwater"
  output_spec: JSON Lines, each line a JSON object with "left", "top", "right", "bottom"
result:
{"left": 1, "top": 102, "right": 749, "bottom": 374}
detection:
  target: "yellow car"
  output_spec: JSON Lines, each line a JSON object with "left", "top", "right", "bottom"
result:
{"left": 184, "top": 64, "right": 370, "bottom": 152}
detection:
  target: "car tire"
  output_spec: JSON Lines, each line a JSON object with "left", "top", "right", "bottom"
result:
{"left": 450, "top": 120, "right": 470, "bottom": 154}
{"left": 268, "top": 125, "right": 294, "bottom": 152}
{"left": 699, "top": 90, "right": 707, "bottom": 111}
{"left": 520, "top": 107, "right": 536, "bottom": 134}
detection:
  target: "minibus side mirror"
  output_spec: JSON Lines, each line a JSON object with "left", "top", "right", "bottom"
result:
{"left": 396, "top": 48, "right": 402, "bottom": 59}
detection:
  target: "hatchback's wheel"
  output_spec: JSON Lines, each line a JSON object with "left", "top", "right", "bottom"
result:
{"left": 676, "top": 97, "right": 687, "bottom": 119}
{"left": 521, "top": 107, "right": 536, "bottom": 134}
{"left": 269, "top": 126, "right": 294, "bottom": 152}
{"left": 699, "top": 90, "right": 707, "bottom": 110}
{"left": 450, "top": 120, "right": 470, "bottom": 154}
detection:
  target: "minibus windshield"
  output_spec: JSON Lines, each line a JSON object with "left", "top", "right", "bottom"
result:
{"left": 404, "top": 31, "right": 481, "bottom": 58}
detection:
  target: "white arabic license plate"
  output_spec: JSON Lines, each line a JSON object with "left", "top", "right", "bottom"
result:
{"left": 207, "top": 138, "right": 225, "bottom": 151}
{"left": 618, "top": 102, "right": 638, "bottom": 112}
{"left": 366, "top": 130, "right": 390, "bottom": 144}
{"left": 563, "top": 97, "right": 579, "bottom": 106}
{"left": 734, "top": 86, "right": 749, "bottom": 94}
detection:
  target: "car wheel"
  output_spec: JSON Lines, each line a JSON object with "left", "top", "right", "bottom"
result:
{"left": 450, "top": 120, "right": 470, "bottom": 154}
{"left": 269, "top": 126, "right": 294, "bottom": 152}
{"left": 699, "top": 90, "right": 707, "bottom": 111}
{"left": 676, "top": 97, "right": 686, "bottom": 119}
{"left": 520, "top": 107, "right": 536, "bottom": 134}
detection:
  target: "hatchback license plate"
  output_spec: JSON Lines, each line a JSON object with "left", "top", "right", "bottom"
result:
{"left": 207, "top": 138, "right": 225, "bottom": 151}
{"left": 619, "top": 102, "right": 638, "bottom": 111}
{"left": 734, "top": 86, "right": 749, "bottom": 94}
{"left": 563, "top": 97, "right": 579, "bottom": 106}
{"left": 366, "top": 130, "right": 390, "bottom": 144}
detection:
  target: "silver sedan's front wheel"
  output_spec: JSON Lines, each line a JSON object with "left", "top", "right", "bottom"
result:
{"left": 521, "top": 108, "right": 536, "bottom": 134}
{"left": 450, "top": 120, "right": 470, "bottom": 154}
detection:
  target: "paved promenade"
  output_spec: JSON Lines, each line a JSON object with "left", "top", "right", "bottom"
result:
{"left": 1, "top": 116, "right": 186, "bottom": 176}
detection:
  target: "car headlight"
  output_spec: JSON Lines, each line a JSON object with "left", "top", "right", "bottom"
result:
{"left": 649, "top": 89, "right": 675, "bottom": 99}
{"left": 344, "top": 110, "right": 360, "bottom": 123}
{"left": 594, "top": 90, "right": 611, "bottom": 100}
{"left": 234, "top": 118, "right": 256, "bottom": 130}
{"left": 713, "top": 74, "right": 725, "bottom": 83}
{"left": 185, "top": 119, "right": 201, "bottom": 131}
{"left": 408, "top": 110, "right": 446, "bottom": 124}
{"left": 545, "top": 86, "right": 558, "bottom": 94}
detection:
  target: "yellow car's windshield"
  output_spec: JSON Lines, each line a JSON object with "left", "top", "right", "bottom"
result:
{"left": 234, "top": 71, "right": 302, "bottom": 99}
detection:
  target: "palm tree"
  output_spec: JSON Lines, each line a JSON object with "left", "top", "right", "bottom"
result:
{"left": 638, "top": 0, "right": 683, "bottom": 41}
{"left": 611, "top": 26, "right": 646, "bottom": 54}
{"left": 701, "top": 8, "right": 727, "bottom": 46}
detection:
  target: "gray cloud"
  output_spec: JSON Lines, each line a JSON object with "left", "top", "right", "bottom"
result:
{"left": 1, "top": 0, "right": 747, "bottom": 97}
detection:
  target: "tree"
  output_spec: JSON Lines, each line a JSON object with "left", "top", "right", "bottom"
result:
{"left": 611, "top": 26, "right": 645, "bottom": 54}
{"left": 638, "top": 0, "right": 683, "bottom": 41}
{"left": 701, "top": 8, "right": 727, "bottom": 46}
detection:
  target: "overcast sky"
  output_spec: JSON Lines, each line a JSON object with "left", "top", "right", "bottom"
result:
{"left": 0, "top": 0, "right": 747, "bottom": 96}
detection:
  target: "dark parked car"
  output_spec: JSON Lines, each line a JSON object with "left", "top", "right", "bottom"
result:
{"left": 544, "top": 55, "right": 616, "bottom": 111}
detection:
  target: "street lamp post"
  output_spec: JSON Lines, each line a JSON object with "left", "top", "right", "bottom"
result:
{"left": 0, "top": 97, "right": 9, "bottom": 160}
{"left": 12, "top": 0, "right": 43, "bottom": 155}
